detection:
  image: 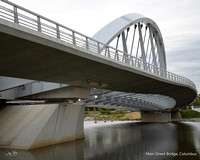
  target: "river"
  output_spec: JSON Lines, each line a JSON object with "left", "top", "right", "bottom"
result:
{"left": 0, "top": 121, "right": 200, "bottom": 160}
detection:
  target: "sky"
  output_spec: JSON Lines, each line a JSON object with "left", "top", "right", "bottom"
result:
{"left": 9, "top": 0, "right": 200, "bottom": 92}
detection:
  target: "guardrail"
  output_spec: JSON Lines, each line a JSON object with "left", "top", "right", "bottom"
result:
{"left": 0, "top": 0, "right": 196, "bottom": 90}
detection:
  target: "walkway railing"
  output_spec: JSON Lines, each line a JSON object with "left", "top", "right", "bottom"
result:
{"left": 0, "top": 0, "right": 196, "bottom": 90}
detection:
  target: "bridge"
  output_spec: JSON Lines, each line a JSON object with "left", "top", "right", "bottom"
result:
{"left": 0, "top": 0, "right": 197, "bottom": 149}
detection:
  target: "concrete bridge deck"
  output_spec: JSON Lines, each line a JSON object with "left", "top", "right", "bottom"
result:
{"left": 0, "top": 18, "right": 197, "bottom": 107}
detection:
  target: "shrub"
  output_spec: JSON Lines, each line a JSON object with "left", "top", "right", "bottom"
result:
{"left": 180, "top": 110, "right": 200, "bottom": 119}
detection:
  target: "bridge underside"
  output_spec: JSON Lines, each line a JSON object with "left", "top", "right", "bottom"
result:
{"left": 0, "top": 19, "right": 196, "bottom": 107}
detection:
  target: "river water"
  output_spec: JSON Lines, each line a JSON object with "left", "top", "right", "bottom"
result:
{"left": 0, "top": 121, "right": 200, "bottom": 160}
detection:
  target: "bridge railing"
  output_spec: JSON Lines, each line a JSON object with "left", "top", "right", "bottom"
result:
{"left": 0, "top": 0, "right": 196, "bottom": 91}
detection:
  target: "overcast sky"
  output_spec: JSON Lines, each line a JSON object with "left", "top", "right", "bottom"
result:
{"left": 11, "top": 0, "right": 200, "bottom": 92}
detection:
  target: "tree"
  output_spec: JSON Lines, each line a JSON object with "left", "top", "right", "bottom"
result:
{"left": 105, "top": 108, "right": 111, "bottom": 115}
{"left": 191, "top": 94, "right": 200, "bottom": 107}
{"left": 98, "top": 108, "right": 104, "bottom": 114}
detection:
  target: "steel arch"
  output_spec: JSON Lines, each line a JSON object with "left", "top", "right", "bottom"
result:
{"left": 93, "top": 13, "right": 167, "bottom": 70}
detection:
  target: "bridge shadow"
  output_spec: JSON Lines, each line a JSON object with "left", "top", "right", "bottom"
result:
{"left": 0, "top": 122, "right": 199, "bottom": 160}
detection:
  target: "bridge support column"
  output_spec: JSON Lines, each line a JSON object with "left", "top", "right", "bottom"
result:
{"left": 0, "top": 103, "right": 85, "bottom": 150}
{"left": 141, "top": 112, "right": 171, "bottom": 122}
{"left": 171, "top": 111, "right": 182, "bottom": 121}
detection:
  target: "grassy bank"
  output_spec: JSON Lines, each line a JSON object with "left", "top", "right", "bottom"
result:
{"left": 84, "top": 109, "right": 141, "bottom": 121}
{"left": 180, "top": 110, "right": 200, "bottom": 119}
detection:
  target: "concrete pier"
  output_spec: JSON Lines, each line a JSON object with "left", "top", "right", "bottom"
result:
{"left": 171, "top": 111, "right": 182, "bottom": 119}
{"left": 141, "top": 112, "right": 171, "bottom": 122}
{"left": 0, "top": 103, "right": 85, "bottom": 150}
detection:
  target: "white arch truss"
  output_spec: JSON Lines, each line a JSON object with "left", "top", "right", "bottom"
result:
{"left": 93, "top": 13, "right": 167, "bottom": 71}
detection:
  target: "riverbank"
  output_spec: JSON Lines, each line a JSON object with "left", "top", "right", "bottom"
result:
{"left": 171, "top": 110, "right": 200, "bottom": 122}
{"left": 84, "top": 111, "right": 141, "bottom": 121}
{"left": 180, "top": 109, "right": 200, "bottom": 118}
{"left": 84, "top": 110, "right": 200, "bottom": 122}
{"left": 172, "top": 118, "right": 200, "bottom": 122}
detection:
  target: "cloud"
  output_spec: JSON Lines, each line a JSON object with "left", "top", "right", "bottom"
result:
{"left": 166, "top": 38, "right": 200, "bottom": 91}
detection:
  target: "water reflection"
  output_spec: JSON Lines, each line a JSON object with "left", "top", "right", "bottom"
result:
{"left": 84, "top": 121, "right": 178, "bottom": 160}
{"left": 182, "top": 122, "right": 200, "bottom": 157}
{"left": 0, "top": 121, "right": 199, "bottom": 160}
{"left": 0, "top": 140, "right": 84, "bottom": 160}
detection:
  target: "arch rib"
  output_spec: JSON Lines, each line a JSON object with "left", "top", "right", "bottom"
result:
{"left": 92, "top": 13, "right": 167, "bottom": 70}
